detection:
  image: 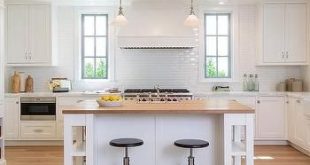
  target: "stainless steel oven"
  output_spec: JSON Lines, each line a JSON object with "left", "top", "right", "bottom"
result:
{"left": 20, "top": 97, "right": 56, "bottom": 121}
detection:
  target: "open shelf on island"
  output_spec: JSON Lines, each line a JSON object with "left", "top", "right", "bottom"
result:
{"left": 231, "top": 141, "right": 246, "bottom": 156}
{"left": 71, "top": 141, "right": 86, "bottom": 157}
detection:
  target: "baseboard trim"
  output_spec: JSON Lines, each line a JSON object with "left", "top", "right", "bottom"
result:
{"left": 5, "top": 140, "right": 64, "bottom": 146}
{"left": 254, "top": 140, "right": 288, "bottom": 145}
{"left": 288, "top": 142, "right": 310, "bottom": 156}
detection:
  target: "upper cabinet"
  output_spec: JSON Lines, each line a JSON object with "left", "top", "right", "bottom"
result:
{"left": 6, "top": 4, "right": 57, "bottom": 66}
{"left": 258, "top": 3, "right": 308, "bottom": 65}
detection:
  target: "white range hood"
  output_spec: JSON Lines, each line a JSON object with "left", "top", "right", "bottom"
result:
{"left": 117, "top": 1, "right": 197, "bottom": 49}
{"left": 118, "top": 36, "right": 196, "bottom": 49}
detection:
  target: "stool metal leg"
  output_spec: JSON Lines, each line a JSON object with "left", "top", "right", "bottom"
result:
{"left": 123, "top": 147, "right": 130, "bottom": 165}
{"left": 188, "top": 148, "right": 195, "bottom": 165}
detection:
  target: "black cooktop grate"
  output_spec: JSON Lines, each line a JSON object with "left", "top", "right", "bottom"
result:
{"left": 124, "top": 89, "right": 190, "bottom": 93}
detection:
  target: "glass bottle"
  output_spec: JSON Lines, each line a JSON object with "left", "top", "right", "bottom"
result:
{"left": 242, "top": 74, "right": 248, "bottom": 91}
{"left": 254, "top": 74, "right": 259, "bottom": 91}
{"left": 247, "top": 74, "right": 255, "bottom": 91}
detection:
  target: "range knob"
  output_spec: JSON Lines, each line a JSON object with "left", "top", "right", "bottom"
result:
{"left": 167, "top": 98, "right": 172, "bottom": 101}
{"left": 173, "top": 98, "right": 178, "bottom": 101}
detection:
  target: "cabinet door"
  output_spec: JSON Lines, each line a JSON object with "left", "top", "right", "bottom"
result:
{"left": 28, "top": 5, "right": 50, "bottom": 63}
{"left": 294, "top": 99, "right": 307, "bottom": 147}
{"left": 306, "top": 119, "right": 310, "bottom": 151}
{"left": 7, "top": 5, "right": 28, "bottom": 64}
{"left": 287, "top": 97, "right": 296, "bottom": 142}
{"left": 285, "top": 4, "right": 307, "bottom": 63}
{"left": 4, "top": 97, "right": 20, "bottom": 139}
{"left": 263, "top": 4, "right": 285, "bottom": 63}
{"left": 256, "top": 96, "right": 286, "bottom": 139}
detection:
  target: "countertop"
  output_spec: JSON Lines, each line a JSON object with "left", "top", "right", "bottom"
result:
{"left": 5, "top": 91, "right": 310, "bottom": 99}
{"left": 4, "top": 91, "right": 114, "bottom": 97}
{"left": 62, "top": 100, "right": 255, "bottom": 114}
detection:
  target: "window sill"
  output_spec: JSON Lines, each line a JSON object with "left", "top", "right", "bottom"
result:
{"left": 200, "top": 78, "right": 239, "bottom": 83}
{"left": 75, "top": 79, "right": 113, "bottom": 83}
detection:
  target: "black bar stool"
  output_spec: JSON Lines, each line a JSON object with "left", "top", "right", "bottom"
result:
{"left": 174, "top": 139, "right": 209, "bottom": 165}
{"left": 110, "top": 138, "right": 144, "bottom": 165}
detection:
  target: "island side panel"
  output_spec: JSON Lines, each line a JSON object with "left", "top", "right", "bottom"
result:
{"left": 93, "top": 114, "right": 156, "bottom": 165}
{"left": 155, "top": 114, "right": 220, "bottom": 165}
{"left": 93, "top": 114, "right": 222, "bottom": 165}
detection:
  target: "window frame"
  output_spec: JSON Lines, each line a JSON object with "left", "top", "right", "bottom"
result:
{"left": 204, "top": 13, "right": 232, "bottom": 79}
{"left": 81, "top": 14, "right": 109, "bottom": 80}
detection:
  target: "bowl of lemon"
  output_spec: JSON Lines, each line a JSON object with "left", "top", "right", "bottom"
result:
{"left": 97, "top": 95, "right": 123, "bottom": 107}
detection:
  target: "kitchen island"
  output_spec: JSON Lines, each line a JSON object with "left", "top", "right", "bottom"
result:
{"left": 62, "top": 99, "right": 255, "bottom": 165}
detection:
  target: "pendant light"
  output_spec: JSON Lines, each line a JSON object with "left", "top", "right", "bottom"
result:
{"left": 184, "top": 0, "right": 199, "bottom": 28}
{"left": 113, "top": 0, "right": 128, "bottom": 26}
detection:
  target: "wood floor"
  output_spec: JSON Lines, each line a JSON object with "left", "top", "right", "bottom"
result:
{"left": 5, "top": 145, "right": 310, "bottom": 165}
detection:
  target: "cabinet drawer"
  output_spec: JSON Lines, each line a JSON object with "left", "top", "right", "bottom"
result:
{"left": 20, "top": 122, "right": 56, "bottom": 139}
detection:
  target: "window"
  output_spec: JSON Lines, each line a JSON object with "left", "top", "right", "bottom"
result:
{"left": 204, "top": 13, "right": 231, "bottom": 78}
{"left": 81, "top": 14, "right": 108, "bottom": 79}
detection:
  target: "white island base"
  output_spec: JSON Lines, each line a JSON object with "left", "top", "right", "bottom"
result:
{"left": 64, "top": 113, "right": 254, "bottom": 165}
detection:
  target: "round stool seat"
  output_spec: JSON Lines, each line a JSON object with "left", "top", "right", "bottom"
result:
{"left": 174, "top": 139, "right": 209, "bottom": 148}
{"left": 110, "top": 138, "right": 144, "bottom": 147}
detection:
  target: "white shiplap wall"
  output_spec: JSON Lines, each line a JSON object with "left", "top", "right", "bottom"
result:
{"left": 5, "top": 5, "right": 302, "bottom": 92}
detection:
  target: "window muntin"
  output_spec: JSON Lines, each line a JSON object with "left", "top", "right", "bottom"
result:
{"left": 81, "top": 14, "right": 108, "bottom": 79}
{"left": 205, "top": 13, "right": 231, "bottom": 78}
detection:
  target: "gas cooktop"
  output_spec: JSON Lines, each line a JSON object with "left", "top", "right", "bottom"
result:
{"left": 123, "top": 89, "right": 193, "bottom": 103}
{"left": 124, "top": 89, "right": 190, "bottom": 93}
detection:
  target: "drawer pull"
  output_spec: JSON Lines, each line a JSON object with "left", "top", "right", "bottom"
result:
{"left": 34, "top": 129, "right": 43, "bottom": 133}
{"left": 296, "top": 100, "right": 301, "bottom": 103}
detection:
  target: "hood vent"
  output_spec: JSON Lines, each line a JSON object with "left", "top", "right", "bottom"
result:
{"left": 118, "top": 36, "right": 196, "bottom": 49}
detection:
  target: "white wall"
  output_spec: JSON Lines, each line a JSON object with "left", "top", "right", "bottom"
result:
{"left": 5, "top": 4, "right": 302, "bottom": 93}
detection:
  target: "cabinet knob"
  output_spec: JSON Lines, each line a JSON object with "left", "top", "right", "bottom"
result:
{"left": 16, "top": 101, "right": 19, "bottom": 104}
{"left": 257, "top": 100, "right": 260, "bottom": 104}
{"left": 296, "top": 100, "right": 301, "bottom": 103}
{"left": 282, "top": 52, "right": 285, "bottom": 58}
{"left": 286, "top": 52, "right": 288, "bottom": 58}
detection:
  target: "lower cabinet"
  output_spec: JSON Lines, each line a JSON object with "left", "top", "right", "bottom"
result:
{"left": 306, "top": 119, "right": 310, "bottom": 151}
{"left": 255, "top": 96, "right": 286, "bottom": 140}
{"left": 293, "top": 99, "right": 307, "bottom": 146}
{"left": 20, "top": 121, "right": 56, "bottom": 139}
{"left": 4, "top": 97, "right": 19, "bottom": 140}
{"left": 287, "top": 97, "right": 296, "bottom": 142}
{"left": 4, "top": 95, "right": 99, "bottom": 141}
{"left": 287, "top": 97, "right": 310, "bottom": 152}
{"left": 56, "top": 96, "right": 98, "bottom": 139}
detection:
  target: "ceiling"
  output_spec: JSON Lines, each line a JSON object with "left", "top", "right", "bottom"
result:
{"left": 5, "top": 0, "right": 263, "bottom": 6}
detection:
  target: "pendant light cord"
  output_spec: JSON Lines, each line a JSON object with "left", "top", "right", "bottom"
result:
{"left": 190, "top": 0, "right": 195, "bottom": 15}
{"left": 118, "top": 0, "right": 124, "bottom": 16}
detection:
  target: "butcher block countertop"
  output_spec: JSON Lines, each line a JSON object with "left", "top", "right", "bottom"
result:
{"left": 62, "top": 99, "right": 255, "bottom": 114}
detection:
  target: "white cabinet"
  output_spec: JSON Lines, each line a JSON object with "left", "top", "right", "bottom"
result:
{"left": 20, "top": 121, "right": 56, "bottom": 139}
{"left": 288, "top": 97, "right": 310, "bottom": 152}
{"left": 260, "top": 3, "right": 308, "bottom": 65}
{"left": 293, "top": 99, "right": 307, "bottom": 146}
{"left": 256, "top": 96, "right": 286, "bottom": 140}
{"left": 306, "top": 119, "right": 310, "bottom": 151}
{"left": 56, "top": 96, "right": 98, "bottom": 139}
{"left": 7, "top": 4, "right": 56, "bottom": 66}
{"left": 287, "top": 97, "right": 296, "bottom": 142}
{"left": 4, "top": 97, "right": 20, "bottom": 139}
